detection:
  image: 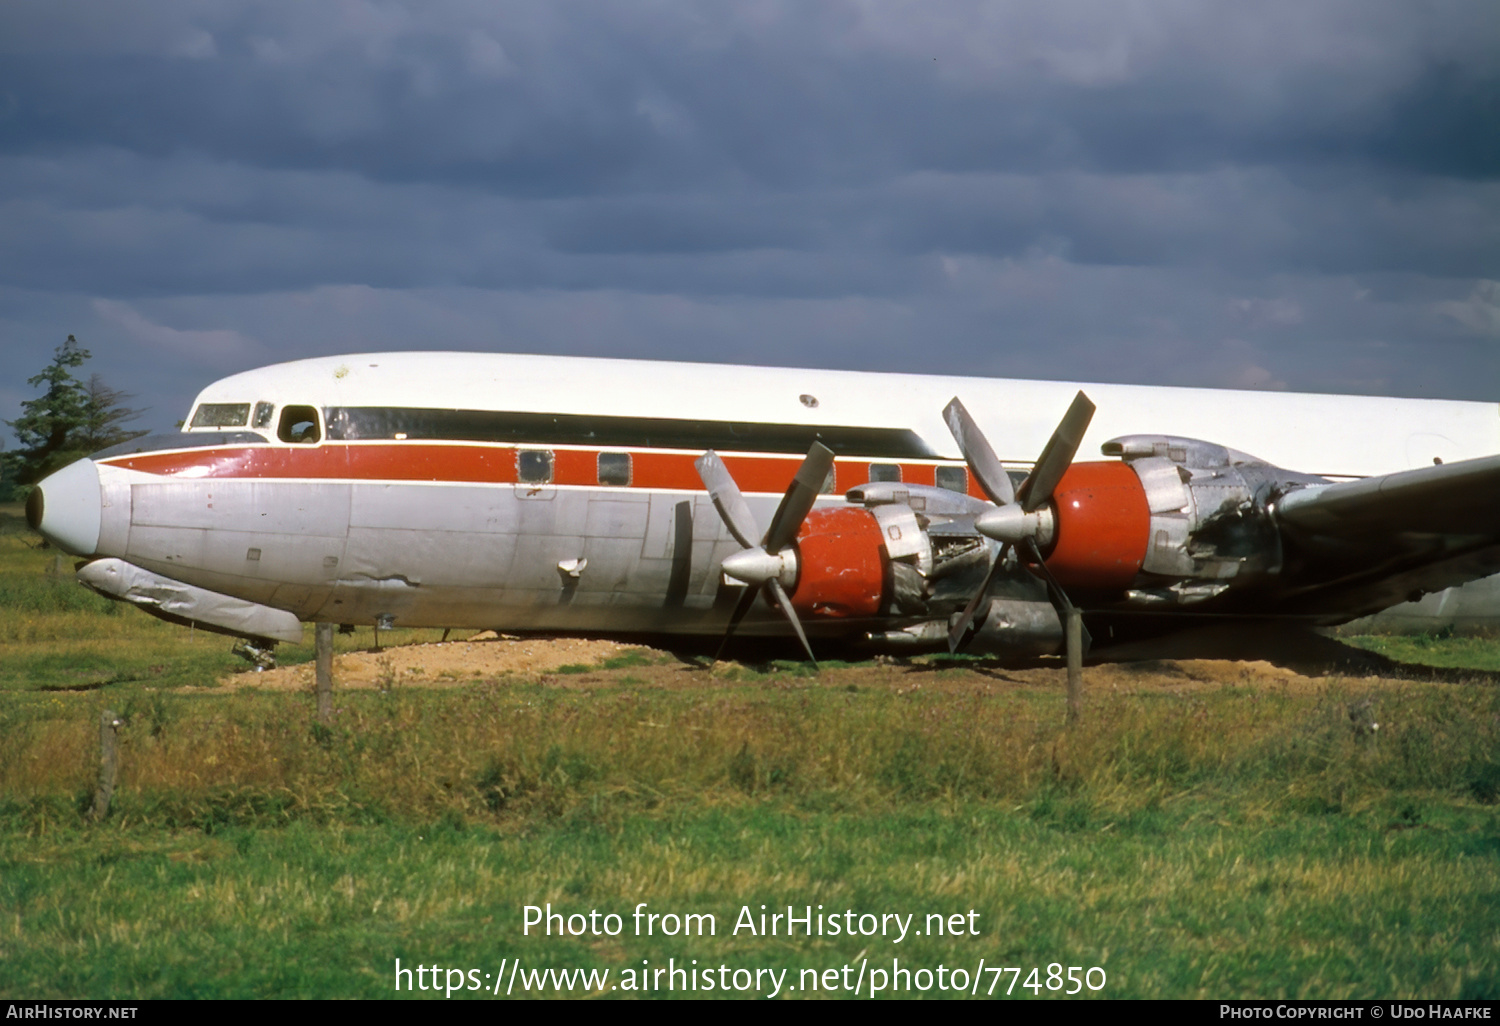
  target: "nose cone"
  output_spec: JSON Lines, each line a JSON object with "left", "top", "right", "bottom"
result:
{"left": 27, "top": 459, "right": 103, "bottom": 556}
{"left": 974, "top": 503, "right": 1056, "bottom": 547}
{"left": 974, "top": 504, "right": 1030, "bottom": 543}
{"left": 721, "top": 546, "right": 797, "bottom": 588}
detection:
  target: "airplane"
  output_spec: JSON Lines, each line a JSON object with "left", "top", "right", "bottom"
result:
{"left": 22, "top": 351, "right": 1500, "bottom": 669}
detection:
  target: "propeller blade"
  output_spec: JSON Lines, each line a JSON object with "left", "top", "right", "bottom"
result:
{"left": 714, "top": 587, "right": 760, "bottom": 663}
{"left": 1020, "top": 537, "right": 1092, "bottom": 655}
{"left": 700, "top": 444, "right": 827, "bottom": 666}
{"left": 944, "top": 393, "right": 1095, "bottom": 659}
{"left": 695, "top": 450, "right": 760, "bottom": 550}
{"left": 947, "top": 543, "right": 1009, "bottom": 653}
{"left": 763, "top": 442, "right": 836, "bottom": 554}
{"left": 765, "top": 578, "right": 817, "bottom": 667}
{"left": 1016, "top": 391, "right": 1096, "bottom": 512}
{"left": 943, "top": 398, "right": 1015, "bottom": 506}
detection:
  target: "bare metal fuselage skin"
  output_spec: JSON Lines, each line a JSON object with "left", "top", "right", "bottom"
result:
{"left": 91, "top": 448, "right": 798, "bottom": 636}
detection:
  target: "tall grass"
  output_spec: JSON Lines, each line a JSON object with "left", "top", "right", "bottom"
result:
{"left": 2, "top": 672, "right": 1495, "bottom": 831}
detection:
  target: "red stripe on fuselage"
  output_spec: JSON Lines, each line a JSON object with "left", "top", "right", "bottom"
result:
{"left": 102, "top": 443, "right": 991, "bottom": 499}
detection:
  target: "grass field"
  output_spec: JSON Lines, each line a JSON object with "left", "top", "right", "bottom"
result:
{"left": 2, "top": 507, "right": 1498, "bottom": 1000}
{"left": 1345, "top": 631, "right": 1500, "bottom": 673}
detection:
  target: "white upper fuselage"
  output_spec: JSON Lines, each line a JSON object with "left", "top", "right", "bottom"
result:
{"left": 184, "top": 352, "right": 1499, "bottom": 480}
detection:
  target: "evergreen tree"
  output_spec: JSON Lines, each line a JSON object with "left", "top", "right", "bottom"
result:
{"left": 2, "top": 336, "right": 148, "bottom": 495}
{"left": 79, "top": 374, "right": 148, "bottom": 453}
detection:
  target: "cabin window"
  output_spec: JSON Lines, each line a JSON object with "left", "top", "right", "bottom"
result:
{"left": 935, "top": 466, "right": 968, "bottom": 493}
{"left": 252, "top": 402, "right": 275, "bottom": 429}
{"left": 277, "top": 405, "right": 322, "bottom": 444}
{"left": 190, "top": 403, "right": 250, "bottom": 428}
{"left": 518, "top": 449, "right": 554, "bottom": 484}
{"left": 869, "top": 463, "right": 902, "bottom": 483}
{"left": 597, "top": 452, "right": 631, "bottom": 486}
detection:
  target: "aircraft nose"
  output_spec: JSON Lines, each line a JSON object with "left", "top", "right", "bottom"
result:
{"left": 26, "top": 458, "right": 103, "bottom": 556}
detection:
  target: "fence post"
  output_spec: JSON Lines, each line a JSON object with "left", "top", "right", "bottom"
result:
{"left": 91, "top": 710, "right": 123, "bottom": 821}
{"left": 316, "top": 622, "right": 334, "bottom": 725}
{"left": 1066, "top": 608, "right": 1083, "bottom": 725}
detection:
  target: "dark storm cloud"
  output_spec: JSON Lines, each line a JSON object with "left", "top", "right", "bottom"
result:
{"left": 0, "top": 0, "right": 1496, "bottom": 445}
{"left": 4, "top": 2, "right": 1496, "bottom": 190}
{"left": 3, "top": 153, "right": 1493, "bottom": 299}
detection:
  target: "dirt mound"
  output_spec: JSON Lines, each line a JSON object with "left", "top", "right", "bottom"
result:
{"left": 215, "top": 633, "right": 640, "bottom": 691}
{"left": 211, "top": 628, "right": 1465, "bottom": 696}
{"left": 1097, "top": 625, "right": 1498, "bottom": 683}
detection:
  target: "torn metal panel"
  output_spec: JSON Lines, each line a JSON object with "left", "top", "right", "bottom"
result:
{"left": 870, "top": 502, "right": 931, "bottom": 571}
{"left": 1141, "top": 514, "right": 1196, "bottom": 576}
{"left": 77, "top": 558, "right": 304, "bottom": 644}
{"left": 1131, "top": 456, "right": 1191, "bottom": 514}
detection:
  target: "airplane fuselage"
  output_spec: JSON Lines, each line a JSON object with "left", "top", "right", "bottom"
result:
{"left": 27, "top": 352, "right": 1500, "bottom": 653}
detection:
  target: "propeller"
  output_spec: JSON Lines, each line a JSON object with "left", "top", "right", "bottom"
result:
{"left": 695, "top": 442, "right": 836, "bottom": 665}
{"left": 943, "top": 392, "right": 1096, "bottom": 657}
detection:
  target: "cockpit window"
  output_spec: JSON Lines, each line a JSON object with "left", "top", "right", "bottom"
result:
{"left": 252, "top": 402, "right": 275, "bottom": 429}
{"left": 278, "top": 405, "right": 322, "bottom": 444}
{"left": 190, "top": 403, "right": 250, "bottom": 428}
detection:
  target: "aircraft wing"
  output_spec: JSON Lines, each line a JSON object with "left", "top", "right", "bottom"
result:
{"left": 1274, "top": 453, "right": 1500, "bottom": 617}
{"left": 1276, "top": 453, "right": 1500, "bottom": 537}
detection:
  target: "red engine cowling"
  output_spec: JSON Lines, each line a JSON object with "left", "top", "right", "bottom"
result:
{"left": 790, "top": 507, "right": 887, "bottom": 618}
{"left": 1045, "top": 462, "right": 1150, "bottom": 591}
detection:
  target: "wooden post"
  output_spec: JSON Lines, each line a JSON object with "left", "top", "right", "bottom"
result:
{"left": 1066, "top": 608, "right": 1083, "bottom": 725}
{"left": 315, "top": 622, "right": 334, "bottom": 725}
{"left": 91, "top": 710, "right": 122, "bottom": 821}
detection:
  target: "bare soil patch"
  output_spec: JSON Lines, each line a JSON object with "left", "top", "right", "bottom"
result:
{"left": 212, "top": 633, "right": 640, "bottom": 691}
{"left": 211, "top": 632, "right": 1425, "bottom": 695}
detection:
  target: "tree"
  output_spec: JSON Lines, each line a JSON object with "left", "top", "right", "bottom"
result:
{"left": 79, "top": 374, "right": 148, "bottom": 454}
{"left": 2, "top": 336, "right": 148, "bottom": 495}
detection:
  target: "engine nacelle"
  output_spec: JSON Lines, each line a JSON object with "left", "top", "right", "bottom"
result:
{"left": 1102, "top": 434, "right": 1306, "bottom": 605}
{"left": 789, "top": 506, "right": 887, "bottom": 618}
{"left": 1044, "top": 462, "right": 1151, "bottom": 591}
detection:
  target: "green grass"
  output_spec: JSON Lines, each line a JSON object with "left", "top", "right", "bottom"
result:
{"left": 2, "top": 802, "right": 1496, "bottom": 999}
{"left": 555, "top": 649, "right": 670, "bottom": 675}
{"left": 1345, "top": 630, "right": 1500, "bottom": 672}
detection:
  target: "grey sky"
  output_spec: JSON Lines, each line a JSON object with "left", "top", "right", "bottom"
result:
{"left": 2, "top": 0, "right": 1496, "bottom": 443}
